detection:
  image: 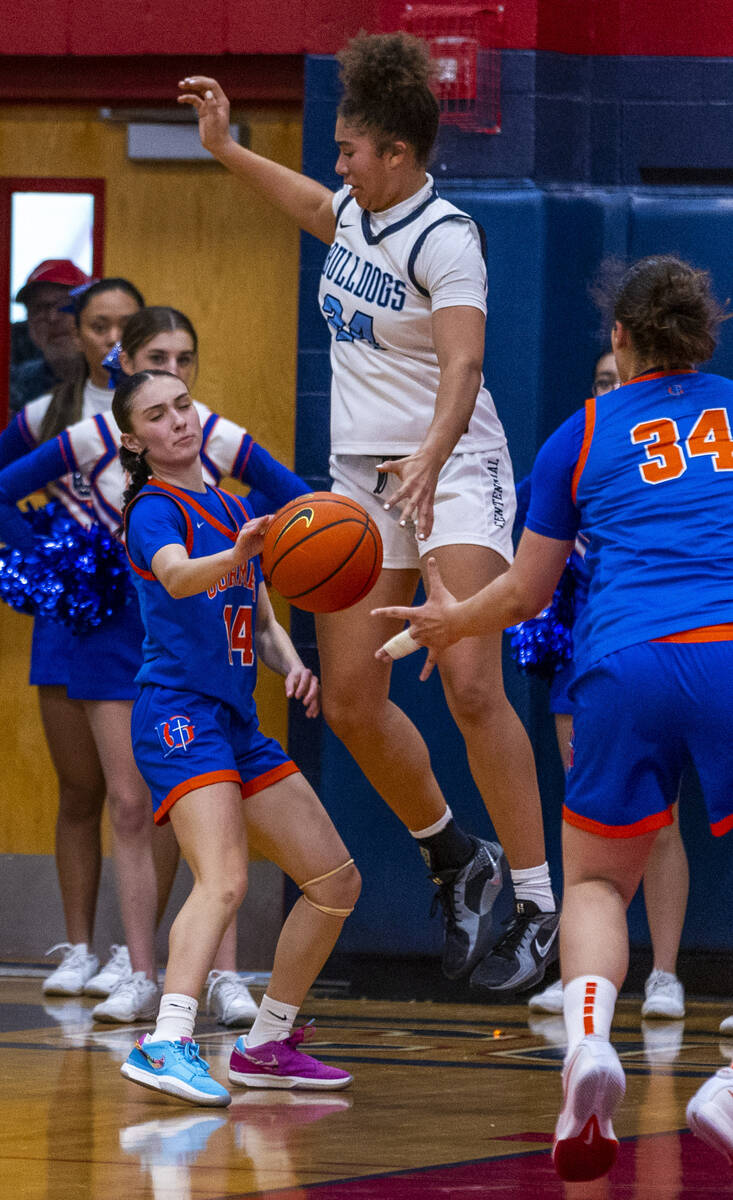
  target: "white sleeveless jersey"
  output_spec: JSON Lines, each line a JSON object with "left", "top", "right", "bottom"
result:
{"left": 318, "top": 175, "right": 506, "bottom": 455}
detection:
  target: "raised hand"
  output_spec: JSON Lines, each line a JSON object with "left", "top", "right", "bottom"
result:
{"left": 178, "top": 76, "right": 233, "bottom": 157}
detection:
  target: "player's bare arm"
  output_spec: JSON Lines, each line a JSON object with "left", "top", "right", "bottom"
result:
{"left": 374, "top": 531, "right": 573, "bottom": 679}
{"left": 178, "top": 76, "right": 337, "bottom": 244}
{"left": 377, "top": 306, "right": 485, "bottom": 539}
{"left": 255, "top": 583, "right": 320, "bottom": 716}
{"left": 150, "top": 515, "right": 272, "bottom": 598}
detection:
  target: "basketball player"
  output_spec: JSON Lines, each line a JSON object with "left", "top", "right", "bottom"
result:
{"left": 528, "top": 348, "right": 689, "bottom": 1024}
{"left": 372, "top": 254, "right": 733, "bottom": 1178}
{"left": 114, "top": 369, "right": 359, "bottom": 1105}
{"left": 0, "top": 310, "right": 310, "bottom": 1024}
{"left": 179, "top": 31, "right": 558, "bottom": 993}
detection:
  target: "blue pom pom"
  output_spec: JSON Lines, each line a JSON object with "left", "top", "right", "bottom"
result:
{"left": 507, "top": 557, "right": 577, "bottom": 680}
{"left": 0, "top": 501, "right": 134, "bottom": 634}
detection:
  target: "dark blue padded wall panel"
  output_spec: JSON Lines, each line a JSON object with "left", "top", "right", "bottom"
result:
{"left": 292, "top": 51, "right": 733, "bottom": 957}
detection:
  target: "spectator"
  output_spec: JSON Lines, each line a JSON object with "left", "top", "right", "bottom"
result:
{"left": 9, "top": 260, "right": 89, "bottom": 415}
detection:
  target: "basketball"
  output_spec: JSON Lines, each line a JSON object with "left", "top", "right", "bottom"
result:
{"left": 261, "top": 492, "right": 383, "bottom": 613}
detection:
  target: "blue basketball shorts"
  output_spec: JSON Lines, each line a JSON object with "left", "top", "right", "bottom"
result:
{"left": 564, "top": 639, "right": 733, "bottom": 838}
{"left": 29, "top": 616, "right": 73, "bottom": 687}
{"left": 131, "top": 684, "right": 300, "bottom": 825}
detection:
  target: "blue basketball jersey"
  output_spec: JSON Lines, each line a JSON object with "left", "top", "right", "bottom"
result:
{"left": 572, "top": 369, "right": 733, "bottom": 670}
{"left": 125, "top": 481, "right": 262, "bottom": 714}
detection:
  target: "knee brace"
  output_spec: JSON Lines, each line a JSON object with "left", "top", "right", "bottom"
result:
{"left": 299, "top": 858, "right": 356, "bottom": 917}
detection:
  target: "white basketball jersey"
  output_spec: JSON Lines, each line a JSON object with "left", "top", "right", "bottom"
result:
{"left": 318, "top": 175, "right": 506, "bottom": 456}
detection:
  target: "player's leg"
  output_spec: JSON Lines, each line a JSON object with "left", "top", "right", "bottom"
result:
{"left": 317, "top": 570, "right": 502, "bottom": 977}
{"left": 427, "top": 541, "right": 557, "bottom": 992}
{"left": 39, "top": 685, "right": 106, "bottom": 994}
{"left": 83, "top": 699, "right": 159, "bottom": 1021}
{"left": 641, "top": 801, "right": 687, "bottom": 1018}
{"left": 316, "top": 565, "right": 443, "bottom": 829}
{"left": 228, "top": 769, "right": 360, "bottom": 1089}
{"left": 554, "top": 823, "right": 657, "bottom": 1182}
{"left": 122, "top": 780, "right": 247, "bottom": 1106}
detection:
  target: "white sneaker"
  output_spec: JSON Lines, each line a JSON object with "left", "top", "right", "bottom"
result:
{"left": 84, "top": 945, "right": 132, "bottom": 997}
{"left": 553, "top": 1034, "right": 626, "bottom": 1182}
{"left": 528, "top": 978, "right": 564, "bottom": 1014}
{"left": 92, "top": 972, "right": 159, "bottom": 1024}
{"left": 206, "top": 970, "right": 259, "bottom": 1027}
{"left": 641, "top": 969, "right": 685, "bottom": 1019}
{"left": 43, "top": 943, "right": 100, "bottom": 996}
{"left": 687, "top": 1067, "right": 733, "bottom": 1165}
{"left": 719, "top": 1014, "right": 733, "bottom": 1035}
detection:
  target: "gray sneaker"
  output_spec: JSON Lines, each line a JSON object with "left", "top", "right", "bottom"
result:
{"left": 471, "top": 898, "right": 560, "bottom": 993}
{"left": 431, "top": 837, "right": 507, "bottom": 979}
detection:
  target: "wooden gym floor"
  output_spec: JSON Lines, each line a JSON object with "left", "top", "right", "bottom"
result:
{"left": 1, "top": 972, "right": 732, "bottom": 1199}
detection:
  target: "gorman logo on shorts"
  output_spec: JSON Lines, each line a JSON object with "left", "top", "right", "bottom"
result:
{"left": 155, "top": 715, "right": 195, "bottom": 757}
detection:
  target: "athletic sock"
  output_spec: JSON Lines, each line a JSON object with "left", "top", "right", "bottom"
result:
{"left": 563, "top": 975, "right": 617, "bottom": 1056}
{"left": 511, "top": 862, "right": 555, "bottom": 911}
{"left": 411, "top": 806, "right": 475, "bottom": 875}
{"left": 152, "top": 993, "right": 198, "bottom": 1042}
{"left": 247, "top": 994, "right": 299, "bottom": 1047}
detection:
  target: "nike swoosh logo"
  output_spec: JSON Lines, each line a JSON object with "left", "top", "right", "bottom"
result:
{"left": 244, "top": 1052, "right": 280, "bottom": 1067}
{"left": 267, "top": 1011, "right": 288, "bottom": 1020}
{"left": 196, "top": 521, "right": 205, "bottom": 528}
{"left": 536, "top": 925, "right": 559, "bottom": 959}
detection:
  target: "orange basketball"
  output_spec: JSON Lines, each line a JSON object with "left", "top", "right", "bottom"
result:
{"left": 261, "top": 492, "right": 383, "bottom": 613}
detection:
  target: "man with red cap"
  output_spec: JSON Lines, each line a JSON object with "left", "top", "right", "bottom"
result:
{"left": 10, "top": 259, "right": 89, "bottom": 414}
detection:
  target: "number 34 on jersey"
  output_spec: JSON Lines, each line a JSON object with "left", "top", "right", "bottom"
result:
{"left": 631, "top": 407, "right": 733, "bottom": 484}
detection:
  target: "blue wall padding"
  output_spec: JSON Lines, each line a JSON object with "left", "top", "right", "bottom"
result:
{"left": 288, "top": 52, "right": 733, "bottom": 956}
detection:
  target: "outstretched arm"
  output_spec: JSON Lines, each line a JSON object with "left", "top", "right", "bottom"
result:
{"left": 178, "top": 76, "right": 337, "bottom": 244}
{"left": 374, "top": 530, "right": 573, "bottom": 680}
{"left": 0, "top": 437, "right": 72, "bottom": 549}
{"left": 150, "top": 514, "right": 272, "bottom": 599}
{"left": 255, "top": 582, "right": 320, "bottom": 717}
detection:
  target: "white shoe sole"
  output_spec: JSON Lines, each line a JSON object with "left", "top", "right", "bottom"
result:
{"left": 553, "top": 1044, "right": 625, "bottom": 1182}
{"left": 228, "top": 1068, "right": 353, "bottom": 1091}
{"left": 120, "top": 1060, "right": 231, "bottom": 1107}
{"left": 43, "top": 978, "right": 92, "bottom": 996}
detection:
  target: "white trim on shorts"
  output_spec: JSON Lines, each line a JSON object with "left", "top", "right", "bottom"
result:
{"left": 329, "top": 449, "right": 516, "bottom": 570}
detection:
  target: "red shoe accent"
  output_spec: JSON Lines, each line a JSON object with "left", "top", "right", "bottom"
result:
{"left": 553, "top": 1113, "right": 619, "bottom": 1182}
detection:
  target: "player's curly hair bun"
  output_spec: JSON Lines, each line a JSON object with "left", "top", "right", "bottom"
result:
{"left": 592, "top": 254, "right": 729, "bottom": 365}
{"left": 337, "top": 31, "right": 440, "bottom": 165}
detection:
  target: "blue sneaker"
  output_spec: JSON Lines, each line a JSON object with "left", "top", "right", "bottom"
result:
{"left": 121, "top": 1035, "right": 231, "bottom": 1107}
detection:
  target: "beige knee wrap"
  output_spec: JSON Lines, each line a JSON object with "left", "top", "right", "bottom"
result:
{"left": 299, "top": 858, "right": 356, "bottom": 917}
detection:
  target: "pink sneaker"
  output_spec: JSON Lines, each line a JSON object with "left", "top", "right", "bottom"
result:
{"left": 228, "top": 1023, "right": 352, "bottom": 1091}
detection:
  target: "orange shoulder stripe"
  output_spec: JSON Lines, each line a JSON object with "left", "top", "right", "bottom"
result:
{"left": 571, "top": 396, "right": 596, "bottom": 504}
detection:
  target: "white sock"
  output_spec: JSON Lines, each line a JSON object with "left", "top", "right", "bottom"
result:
{"left": 152, "top": 993, "right": 198, "bottom": 1043}
{"left": 247, "top": 994, "right": 299, "bottom": 1047}
{"left": 511, "top": 862, "right": 555, "bottom": 911}
{"left": 409, "top": 805, "right": 452, "bottom": 839}
{"left": 563, "top": 975, "right": 617, "bottom": 1055}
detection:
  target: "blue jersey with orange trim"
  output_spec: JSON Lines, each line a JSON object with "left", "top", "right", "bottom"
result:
{"left": 125, "top": 481, "right": 263, "bottom": 714}
{"left": 526, "top": 370, "right": 733, "bottom": 675}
